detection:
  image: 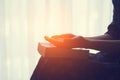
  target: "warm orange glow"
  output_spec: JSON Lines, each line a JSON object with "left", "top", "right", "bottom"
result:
{"left": 38, "top": 42, "right": 89, "bottom": 59}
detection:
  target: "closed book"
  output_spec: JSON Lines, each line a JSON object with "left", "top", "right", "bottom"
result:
{"left": 38, "top": 42, "right": 89, "bottom": 59}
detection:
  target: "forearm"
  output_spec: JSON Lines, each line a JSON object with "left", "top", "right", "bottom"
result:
{"left": 85, "top": 34, "right": 113, "bottom": 40}
{"left": 87, "top": 40, "right": 120, "bottom": 53}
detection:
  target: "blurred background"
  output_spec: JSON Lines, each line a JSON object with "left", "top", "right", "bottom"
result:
{"left": 0, "top": 0, "right": 112, "bottom": 80}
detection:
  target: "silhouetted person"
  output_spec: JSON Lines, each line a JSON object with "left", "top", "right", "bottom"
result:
{"left": 31, "top": 0, "right": 120, "bottom": 80}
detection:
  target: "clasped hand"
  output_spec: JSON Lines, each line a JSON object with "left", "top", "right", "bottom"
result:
{"left": 45, "top": 33, "right": 90, "bottom": 48}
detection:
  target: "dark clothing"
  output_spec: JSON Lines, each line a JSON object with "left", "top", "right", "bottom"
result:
{"left": 112, "top": 0, "right": 120, "bottom": 25}
{"left": 31, "top": 0, "right": 120, "bottom": 80}
{"left": 106, "top": 0, "right": 120, "bottom": 39}
{"left": 31, "top": 55, "right": 120, "bottom": 80}
{"left": 104, "top": 0, "right": 120, "bottom": 61}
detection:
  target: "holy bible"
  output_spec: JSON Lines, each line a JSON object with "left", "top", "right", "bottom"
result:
{"left": 38, "top": 42, "right": 89, "bottom": 59}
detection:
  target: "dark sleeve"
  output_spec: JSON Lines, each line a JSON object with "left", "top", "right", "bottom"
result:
{"left": 106, "top": 0, "right": 120, "bottom": 40}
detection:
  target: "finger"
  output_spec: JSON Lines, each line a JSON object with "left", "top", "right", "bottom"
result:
{"left": 44, "top": 36, "right": 63, "bottom": 47}
{"left": 45, "top": 36, "right": 63, "bottom": 42}
{"left": 52, "top": 34, "right": 74, "bottom": 39}
{"left": 51, "top": 35, "right": 60, "bottom": 39}
{"left": 51, "top": 35, "right": 66, "bottom": 39}
{"left": 60, "top": 34, "right": 74, "bottom": 38}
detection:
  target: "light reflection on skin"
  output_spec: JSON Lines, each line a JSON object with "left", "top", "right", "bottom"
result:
{"left": 44, "top": 35, "right": 99, "bottom": 53}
